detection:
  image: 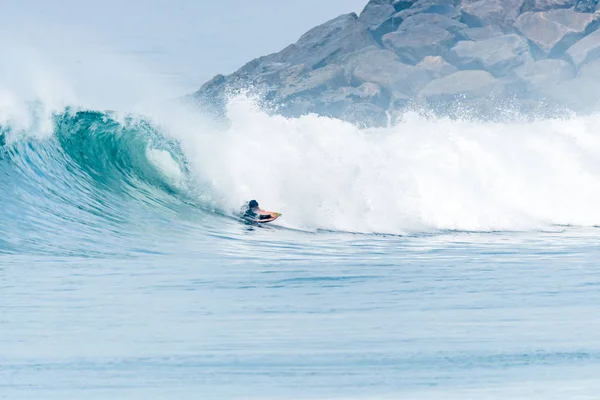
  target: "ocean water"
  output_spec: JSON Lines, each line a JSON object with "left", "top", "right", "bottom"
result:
{"left": 2, "top": 24, "right": 600, "bottom": 400}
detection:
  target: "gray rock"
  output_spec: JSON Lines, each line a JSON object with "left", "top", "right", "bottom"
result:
{"left": 447, "top": 34, "right": 533, "bottom": 77}
{"left": 419, "top": 70, "right": 504, "bottom": 102}
{"left": 538, "top": 75, "right": 600, "bottom": 110}
{"left": 390, "top": 90, "right": 412, "bottom": 109}
{"left": 397, "top": 13, "right": 468, "bottom": 33}
{"left": 382, "top": 25, "right": 456, "bottom": 64}
{"left": 460, "top": 26, "right": 503, "bottom": 40}
{"left": 346, "top": 49, "right": 433, "bottom": 94}
{"left": 574, "top": 0, "right": 600, "bottom": 12}
{"left": 393, "top": 0, "right": 418, "bottom": 10}
{"left": 278, "top": 65, "right": 347, "bottom": 100}
{"left": 577, "top": 57, "right": 600, "bottom": 77}
{"left": 513, "top": 59, "right": 575, "bottom": 90}
{"left": 417, "top": 55, "right": 459, "bottom": 77}
{"left": 514, "top": 9, "right": 598, "bottom": 57}
{"left": 394, "top": 0, "right": 460, "bottom": 20}
{"left": 521, "top": 0, "right": 576, "bottom": 12}
{"left": 359, "top": 3, "right": 397, "bottom": 28}
{"left": 342, "top": 47, "right": 402, "bottom": 77}
{"left": 280, "top": 13, "right": 380, "bottom": 69}
{"left": 193, "top": 0, "right": 600, "bottom": 125}
{"left": 566, "top": 28, "right": 600, "bottom": 66}
{"left": 342, "top": 103, "right": 389, "bottom": 128}
{"left": 320, "top": 82, "right": 389, "bottom": 110}
{"left": 460, "top": 0, "right": 525, "bottom": 29}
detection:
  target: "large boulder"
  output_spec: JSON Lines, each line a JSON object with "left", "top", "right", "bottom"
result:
{"left": 512, "top": 59, "right": 575, "bottom": 92}
{"left": 397, "top": 13, "right": 468, "bottom": 33}
{"left": 565, "top": 28, "right": 600, "bottom": 66}
{"left": 417, "top": 55, "right": 459, "bottom": 77}
{"left": 394, "top": 0, "right": 460, "bottom": 20}
{"left": 574, "top": 0, "right": 600, "bottom": 12}
{"left": 577, "top": 57, "right": 600, "bottom": 77}
{"left": 514, "top": 9, "right": 599, "bottom": 57}
{"left": 341, "top": 103, "right": 390, "bottom": 127}
{"left": 382, "top": 25, "right": 456, "bottom": 64}
{"left": 278, "top": 13, "right": 380, "bottom": 69}
{"left": 419, "top": 70, "right": 504, "bottom": 102}
{"left": 359, "top": 2, "right": 397, "bottom": 28}
{"left": 278, "top": 65, "right": 347, "bottom": 100}
{"left": 460, "top": 26, "right": 503, "bottom": 40}
{"left": 344, "top": 48, "right": 433, "bottom": 94}
{"left": 320, "top": 82, "right": 389, "bottom": 109}
{"left": 460, "top": 0, "right": 526, "bottom": 30}
{"left": 537, "top": 75, "right": 600, "bottom": 110}
{"left": 368, "top": 0, "right": 457, "bottom": 40}
{"left": 447, "top": 34, "right": 533, "bottom": 77}
{"left": 521, "top": 0, "right": 577, "bottom": 12}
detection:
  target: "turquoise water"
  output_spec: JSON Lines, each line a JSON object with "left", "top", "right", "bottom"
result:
{"left": 2, "top": 27, "right": 600, "bottom": 400}
{"left": 2, "top": 110, "right": 600, "bottom": 399}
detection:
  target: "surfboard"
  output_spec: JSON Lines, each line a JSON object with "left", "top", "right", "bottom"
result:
{"left": 241, "top": 211, "right": 281, "bottom": 224}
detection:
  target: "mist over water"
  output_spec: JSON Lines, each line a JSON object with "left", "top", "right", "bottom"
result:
{"left": 2, "top": 18, "right": 600, "bottom": 400}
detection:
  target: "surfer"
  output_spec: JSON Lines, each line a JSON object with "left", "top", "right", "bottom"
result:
{"left": 242, "top": 200, "right": 280, "bottom": 223}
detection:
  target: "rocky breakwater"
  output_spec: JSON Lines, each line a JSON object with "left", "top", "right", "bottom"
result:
{"left": 193, "top": 0, "right": 600, "bottom": 126}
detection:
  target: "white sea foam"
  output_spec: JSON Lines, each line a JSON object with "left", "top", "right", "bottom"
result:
{"left": 157, "top": 95, "right": 600, "bottom": 234}
{"left": 2, "top": 25, "right": 600, "bottom": 235}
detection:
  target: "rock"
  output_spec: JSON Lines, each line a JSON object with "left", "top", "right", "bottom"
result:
{"left": 419, "top": 70, "right": 504, "bottom": 102}
{"left": 513, "top": 59, "right": 575, "bottom": 91}
{"left": 393, "top": 0, "right": 418, "bottom": 11}
{"left": 574, "top": 0, "right": 600, "bottom": 12}
{"left": 397, "top": 13, "right": 468, "bottom": 33}
{"left": 382, "top": 25, "right": 456, "bottom": 64}
{"left": 192, "top": 0, "right": 600, "bottom": 125}
{"left": 193, "top": 74, "right": 228, "bottom": 116}
{"left": 460, "top": 26, "right": 503, "bottom": 40}
{"left": 342, "top": 103, "right": 389, "bottom": 127}
{"left": 278, "top": 65, "right": 346, "bottom": 100}
{"left": 565, "top": 28, "right": 600, "bottom": 66}
{"left": 359, "top": 3, "right": 397, "bottom": 28}
{"left": 514, "top": 9, "right": 598, "bottom": 57}
{"left": 460, "top": 0, "right": 525, "bottom": 30}
{"left": 538, "top": 75, "right": 600, "bottom": 110}
{"left": 394, "top": 0, "right": 461, "bottom": 20}
{"left": 345, "top": 49, "right": 432, "bottom": 94}
{"left": 447, "top": 34, "right": 533, "bottom": 77}
{"left": 577, "top": 57, "right": 600, "bottom": 77}
{"left": 521, "top": 0, "right": 576, "bottom": 12}
{"left": 342, "top": 47, "right": 402, "bottom": 76}
{"left": 417, "top": 55, "right": 459, "bottom": 77}
{"left": 320, "top": 82, "right": 389, "bottom": 110}
{"left": 390, "top": 90, "right": 412, "bottom": 109}
{"left": 280, "top": 13, "right": 380, "bottom": 69}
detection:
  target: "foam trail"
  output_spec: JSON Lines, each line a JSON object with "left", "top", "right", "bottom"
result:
{"left": 160, "top": 95, "right": 600, "bottom": 234}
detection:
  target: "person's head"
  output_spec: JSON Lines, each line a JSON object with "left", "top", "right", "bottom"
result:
{"left": 248, "top": 199, "right": 259, "bottom": 211}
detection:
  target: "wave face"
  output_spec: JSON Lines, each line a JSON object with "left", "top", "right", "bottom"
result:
{"left": 0, "top": 108, "right": 201, "bottom": 255}
{"left": 4, "top": 92, "right": 600, "bottom": 254}
{"left": 2, "top": 38, "right": 600, "bottom": 252}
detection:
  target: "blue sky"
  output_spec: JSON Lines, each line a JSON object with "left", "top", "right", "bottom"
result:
{"left": 1, "top": 0, "right": 367, "bottom": 93}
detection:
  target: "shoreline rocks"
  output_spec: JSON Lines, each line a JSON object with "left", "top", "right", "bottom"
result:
{"left": 193, "top": 0, "right": 600, "bottom": 127}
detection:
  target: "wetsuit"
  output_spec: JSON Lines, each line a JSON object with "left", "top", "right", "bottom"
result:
{"left": 244, "top": 209, "right": 271, "bottom": 221}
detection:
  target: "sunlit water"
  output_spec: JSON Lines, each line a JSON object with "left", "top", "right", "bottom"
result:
{"left": 2, "top": 18, "right": 600, "bottom": 400}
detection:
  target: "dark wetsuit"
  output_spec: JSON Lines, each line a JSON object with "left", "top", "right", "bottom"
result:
{"left": 244, "top": 209, "right": 271, "bottom": 221}
{"left": 244, "top": 205, "right": 272, "bottom": 221}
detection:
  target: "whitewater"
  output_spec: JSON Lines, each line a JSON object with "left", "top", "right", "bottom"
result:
{"left": 2, "top": 20, "right": 600, "bottom": 400}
